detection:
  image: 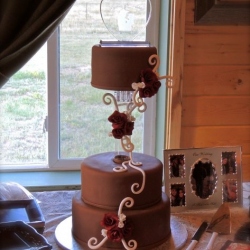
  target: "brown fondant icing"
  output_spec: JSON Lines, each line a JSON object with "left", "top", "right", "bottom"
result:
{"left": 81, "top": 152, "right": 163, "bottom": 209}
{"left": 72, "top": 192, "right": 170, "bottom": 250}
{"left": 91, "top": 46, "right": 157, "bottom": 91}
{"left": 72, "top": 152, "right": 170, "bottom": 249}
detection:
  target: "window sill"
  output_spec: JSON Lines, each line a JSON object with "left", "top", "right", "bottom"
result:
{"left": 0, "top": 171, "right": 81, "bottom": 192}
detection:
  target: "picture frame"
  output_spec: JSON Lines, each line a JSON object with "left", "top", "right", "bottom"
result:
{"left": 194, "top": 0, "right": 250, "bottom": 25}
{"left": 164, "top": 146, "right": 242, "bottom": 211}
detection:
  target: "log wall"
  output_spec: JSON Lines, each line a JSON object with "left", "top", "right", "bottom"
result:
{"left": 169, "top": 0, "right": 250, "bottom": 181}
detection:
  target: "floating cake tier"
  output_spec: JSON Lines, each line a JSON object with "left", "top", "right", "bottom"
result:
{"left": 91, "top": 45, "right": 157, "bottom": 91}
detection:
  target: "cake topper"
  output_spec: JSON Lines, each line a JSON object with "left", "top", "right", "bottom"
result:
{"left": 100, "top": 0, "right": 152, "bottom": 41}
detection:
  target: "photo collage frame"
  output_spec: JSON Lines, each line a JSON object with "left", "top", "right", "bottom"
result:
{"left": 164, "top": 146, "right": 242, "bottom": 211}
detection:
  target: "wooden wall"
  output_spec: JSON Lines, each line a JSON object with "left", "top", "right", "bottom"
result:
{"left": 169, "top": 0, "right": 250, "bottom": 181}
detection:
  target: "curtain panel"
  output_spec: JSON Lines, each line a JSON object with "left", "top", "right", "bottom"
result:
{"left": 0, "top": 0, "right": 76, "bottom": 88}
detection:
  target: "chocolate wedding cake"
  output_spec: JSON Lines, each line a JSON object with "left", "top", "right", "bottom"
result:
{"left": 71, "top": 36, "right": 173, "bottom": 249}
{"left": 72, "top": 152, "right": 170, "bottom": 250}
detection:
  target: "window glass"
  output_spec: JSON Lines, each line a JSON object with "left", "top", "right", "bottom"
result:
{"left": 59, "top": 0, "right": 147, "bottom": 158}
{"left": 0, "top": 0, "right": 154, "bottom": 168}
{"left": 0, "top": 46, "right": 47, "bottom": 165}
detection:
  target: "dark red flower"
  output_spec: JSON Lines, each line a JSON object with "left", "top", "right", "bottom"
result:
{"left": 101, "top": 214, "right": 119, "bottom": 230}
{"left": 108, "top": 110, "right": 127, "bottom": 126}
{"left": 151, "top": 80, "right": 161, "bottom": 92}
{"left": 141, "top": 68, "right": 158, "bottom": 83}
{"left": 108, "top": 110, "right": 134, "bottom": 138}
{"left": 121, "top": 220, "right": 133, "bottom": 239}
{"left": 139, "top": 69, "right": 161, "bottom": 98}
{"left": 138, "top": 84, "right": 156, "bottom": 98}
{"left": 124, "top": 122, "right": 134, "bottom": 136}
{"left": 100, "top": 214, "right": 134, "bottom": 243}
{"left": 112, "top": 128, "right": 125, "bottom": 139}
{"left": 107, "top": 227, "right": 123, "bottom": 242}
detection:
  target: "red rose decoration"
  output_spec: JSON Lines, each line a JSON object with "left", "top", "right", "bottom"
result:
{"left": 121, "top": 220, "right": 133, "bottom": 239}
{"left": 108, "top": 111, "right": 134, "bottom": 139}
{"left": 141, "top": 68, "right": 158, "bottom": 83}
{"left": 139, "top": 68, "right": 161, "bottom": 98}
{"left": 107, "top": 227, "right": 123, "bottom": 242}
{"left": 108, "top": 110, "right": 127, "bottom": 127}
{"left": 101, "top": 213, "right": 119, "bottom": 230}
{"left": 138, "top": 83, "right": 155, "bottom": 98}
{"left": 101, "top": 214, "right": 133, "bottom": 242}
{"left": 111, "top": 128, "right": 125, "bottom": 139}
{"left": 151, "top": 80, "right": 161, "bottom": 92}
{"left": 124, "top": 121, "right": 134, "bottom": 136}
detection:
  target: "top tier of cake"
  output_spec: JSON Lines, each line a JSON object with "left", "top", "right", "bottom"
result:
{"left": 81, "top": 152, "right": 163, "bottom": 210}
{"left": 91, "top": 45, "right": 157, "bottom": 91}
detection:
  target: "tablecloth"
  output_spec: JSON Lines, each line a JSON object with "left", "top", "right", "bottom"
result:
{"left": 32, "top": 183, "right": 250, "bottom": 250}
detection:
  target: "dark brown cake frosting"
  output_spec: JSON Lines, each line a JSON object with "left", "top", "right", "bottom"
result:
{"left": 72, "top": 152, "right": 171, "bottom": 250}
{"left": 81, "top": 152, "right": 163, "bottom": 210}
{"left": 91, "top": 46, "right": 157, "bottom": 91}
{"left": 72, "top": 192, "right": 170, "bottom": 250}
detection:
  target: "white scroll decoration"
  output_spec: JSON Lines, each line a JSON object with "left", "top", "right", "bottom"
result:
{"left": 104, "top": 54, "right": 174, "bottom": 158}
{"left": 149, "top": 54, "right": 174, "bottom": 88}
{"left": 122, "top": 239, "right": 138, "bottom": 250}
{"left": 113, "top": 164, "right": 128, "bottom": 172}
{"left": 88, "top": 236, "right": 108, "bottom": 249}
{"left": 128, "top": 161, "right": 146, "bottom": 195}
{"left": 88, "top": 197, "right": 137, "bottom": 250}
{"left": 103, "top": 93, "right": 119, "bottom": 111}
{"left": 98, "top": 54, "right": 174, "bottom": 250}
{"left": 118, "top": 198, "right": 137, "bottom": 250}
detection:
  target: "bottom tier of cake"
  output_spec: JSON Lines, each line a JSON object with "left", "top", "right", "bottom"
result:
{"left": 72, "top": 191, "right": 170, "bottom": 250}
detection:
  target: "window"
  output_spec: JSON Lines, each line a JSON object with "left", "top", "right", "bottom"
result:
{"left": 0, "top": 0, "right": 160, "bottom": 171}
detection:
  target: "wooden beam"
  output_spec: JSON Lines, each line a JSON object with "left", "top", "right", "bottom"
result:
{"left": 166, "top": 0, "right": 186, "bottom": 149}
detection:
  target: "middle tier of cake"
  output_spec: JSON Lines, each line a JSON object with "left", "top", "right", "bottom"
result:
{"left": 80, "top": 152, "right": 163, "bottom": 210}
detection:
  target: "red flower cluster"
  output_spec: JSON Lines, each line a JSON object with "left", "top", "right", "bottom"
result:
{"left": 101, "top": 213, "right": 133, "bottom": 242}
{"left": 108, "top": 110, "right": 134, "bottom": 139}
{"left": 139, "top": 68, "right": 161, "bottom": 98}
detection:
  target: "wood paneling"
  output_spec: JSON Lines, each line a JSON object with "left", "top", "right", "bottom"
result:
{"left": 183, "top": 65, "right": 250, "bottom": 96}
{"left": 169, "top": 0, "right": 250, "bottom": 181}
{"left": 180, "top": 127, "right": 250, "bottom": 154}
{"left": 184, "top": 33, "right": 250, "bottom": 65}
{"left": 182, "top": 96, "right": 250, "bottom": 126}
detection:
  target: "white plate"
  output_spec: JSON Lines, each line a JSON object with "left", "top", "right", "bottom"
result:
{"left": 55, "top": 216, "right": 187, "bottom": 250}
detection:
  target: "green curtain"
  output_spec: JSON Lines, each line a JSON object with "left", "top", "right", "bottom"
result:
{"left": 0, "top": 0, "right": 76, "bottom": 88}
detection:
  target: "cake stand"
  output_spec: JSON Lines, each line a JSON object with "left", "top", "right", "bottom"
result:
{"left": 55, "top": 216, "right": 188, "bottom": 250}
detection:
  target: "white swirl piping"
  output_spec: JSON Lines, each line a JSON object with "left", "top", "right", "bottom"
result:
{"left": 122, "top": 239, "right": 138, "bottom": 250}
{"left": 88, "top": 236, "right": 108, "bottom": 249}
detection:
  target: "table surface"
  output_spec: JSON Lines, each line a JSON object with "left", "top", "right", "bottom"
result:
{"left": 32, "top": 183, "right": 250, "bottom": 250}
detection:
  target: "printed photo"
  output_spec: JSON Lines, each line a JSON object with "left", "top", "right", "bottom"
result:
{"left": 170, "top": 183, "right": 186, "bottom": 207}
{"left": 221, "top": 152, "right": 236, "bottom": 175}
{"left": 169, "top": 154, "right": 185, "bottom": 178}
{"left": 223, "top": 179, "right": 237, "bottom": 203}
{"left": 190, "top": 159, "right": 217, "bottom": 199}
